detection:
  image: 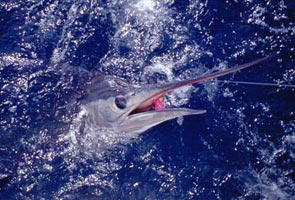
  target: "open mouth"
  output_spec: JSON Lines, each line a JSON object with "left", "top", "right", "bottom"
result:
{"left": 120, "top": 89, "right": 206, "bottom": 134}
{"left": 129, "top": 94, "right": 166, "bottom": 116}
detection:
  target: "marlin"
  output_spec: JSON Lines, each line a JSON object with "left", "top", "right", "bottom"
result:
{"left": 81, "top": 57, "right": 269, "bottom": 135}
{"left": 0, "top": 58, "right": 271, "bottom": 187}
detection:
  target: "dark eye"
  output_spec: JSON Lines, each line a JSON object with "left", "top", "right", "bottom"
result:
{"left": 115, "top": 96, "right": 127, "bottom": 109}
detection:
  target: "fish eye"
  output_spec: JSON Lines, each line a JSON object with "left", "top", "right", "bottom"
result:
{"left": 115, "top": 95, "right": 127, "bottom": 109}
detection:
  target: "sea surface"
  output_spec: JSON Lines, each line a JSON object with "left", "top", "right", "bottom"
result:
{"left": 1, "top": 0, "right": 295, "bottom": 199}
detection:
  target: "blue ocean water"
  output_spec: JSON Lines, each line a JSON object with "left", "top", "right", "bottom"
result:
{"left": 0, "top": 0, "right": 295, "bottom": 199}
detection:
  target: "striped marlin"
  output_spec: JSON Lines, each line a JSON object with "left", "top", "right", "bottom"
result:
{"left": 82, "top": 57, "right": 269, "bottom": 134}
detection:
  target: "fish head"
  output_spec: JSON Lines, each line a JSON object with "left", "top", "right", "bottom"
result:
{"left": 82, "top": 74, "right": 205, "bottom": 134}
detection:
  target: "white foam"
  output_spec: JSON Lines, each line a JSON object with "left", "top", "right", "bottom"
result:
{"left": 143, "top": 62, "right": 175, "bottom": 81}
{"left": 134, "top": 0, "right": 156, "bottom": 12}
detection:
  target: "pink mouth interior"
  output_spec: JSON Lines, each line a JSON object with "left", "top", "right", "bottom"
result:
{"left": 153, "top": 98, "right": 165, "bottom": 111}
{"left": 129, "top": 96, "right": 165, "bottom": 115}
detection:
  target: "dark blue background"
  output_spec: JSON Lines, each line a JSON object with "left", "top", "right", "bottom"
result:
{"left": 1, "top": 0, "right": 295, "bottom": 199}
